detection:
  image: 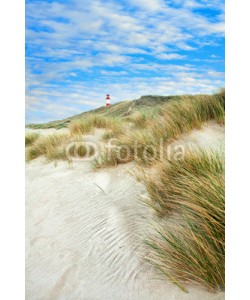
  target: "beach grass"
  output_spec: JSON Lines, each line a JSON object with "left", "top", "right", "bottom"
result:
{"left": 94, "top": 90, "right": 225, "bottom": 168}
{"left": 25, "top": 132, "right": 40, "bottom": 146}
{"left": 142, "top": 149, "right": 225, "bottom": 292}
{"left": 25, "top": 133, "right": 71, "bottom": 162}
{"left": 68, "top": 114, "right": 125, "bottom": 136}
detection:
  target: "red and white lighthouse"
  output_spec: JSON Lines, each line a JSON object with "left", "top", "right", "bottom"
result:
{"left": 106, "top": 94, "right": 110, "bottom": 106}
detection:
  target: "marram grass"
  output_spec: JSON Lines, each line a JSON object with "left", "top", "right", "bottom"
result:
{"left": 142, "top": 149, "right": 225, "bottom": 292}
{"left": 26, "top": 132, "right": 98, "bottom": 162}
{"left": 93, "top": 90, "right": 225, "bottom": 168}
{"left": 25, "top": 132, "right": 40, "bottom": 146}
{"left": 25, "top": 133, "right": 71, "bottom": 162}
{"left": 68, "top": 114, "right": 125, "bottom": 136}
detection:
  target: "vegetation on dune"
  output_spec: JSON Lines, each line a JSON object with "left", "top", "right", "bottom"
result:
{"left": 26, "top": 119, "right": 71, "bottom": 130}
{"left": 94, "top": 90, "right": 225, "bottom": 168}
{"left": 142, "top": 149, "right": 225, "bottom": 292}
{"left": 93, "top": 142, "right": 133, "bottom": 169}
{"left": 95, "top": 100, "right": 133, "bottom": 117}
{"left": 25, "top": 133, "right": 71, "bottom": 162}
{"left": 25, "top": 132, "right": 99, "bottom": 162}
{"left": 125, "top": 111, "right": 149, "bottom": 127}
{"left": 93, "top": 147, "right": 120, "bottom": 169}
{"left": 69, "top": 114, "right": 125, "bottom": 136}
{"left": 102, "top": 130, "right": 115, "bottom": 141}
{"left": 25, "top": 132, "right": 40, "bottom": 146}
{"left": 101, "top": 129, "right": 125, "bottom": 141}
{"left": 142, "top": 148, "right": 224, "bottom": 216}
{"left": 25, "top": 115, "right": 126, "bottom": 162}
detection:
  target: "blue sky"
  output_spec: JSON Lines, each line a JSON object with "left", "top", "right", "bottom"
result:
{"left": 26, "top": 0, "right": 225, "bottom": 124}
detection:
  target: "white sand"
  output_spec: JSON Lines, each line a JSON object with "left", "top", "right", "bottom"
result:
{"left": 172, "top": 121, "right": 224, "bottom": 150}
{"left": 25, "top": 128, "right": 69, "bottom": 136}
{"left": 26, "top": 123, "right": 225, "bottom": 300}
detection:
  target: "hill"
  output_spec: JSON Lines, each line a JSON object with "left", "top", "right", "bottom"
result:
{"left": 26, "top": 95, "right": 180, "bottom": 129}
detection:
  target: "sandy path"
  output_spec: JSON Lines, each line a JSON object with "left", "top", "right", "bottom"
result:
{"left": 26, "top": 123, "right": 225, "bottom": 300}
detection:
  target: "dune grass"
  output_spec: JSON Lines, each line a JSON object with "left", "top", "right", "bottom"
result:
{"left": 142, "top": 149, "right": 225, "bottom": 292}
{"left": 93, "top": 90, "right": 225, "bottom": 168}
{"left": 94, "top": 90, "right": 225, "bottom": 166}
{"left": 25, "top": 133, "right": 71, "bottom": 162}
{"left": 102, "top": 131, "right": 115, "bottom": 141}
{"left": 93, "top": 142, "right": 133, "bottom": 169}
{"left": 25, "top": 132, "right": 98, "bottom": 162}
{"left": 93, "top": 147, "right": 119, "bottom": 169}
{"left": 68, "top": 114, "right": 125, "bottom": 136}
{"left": 25, "top": 132, "right": 40, "bottom": 146}
{"left": 25, "top": 114, "right": 127, "bottom": 162}
{"left": 124, "top": 107, "right": 162, "bottom": 129}
{"left": 137, "top": 91, "right": 225, "bottom": 146}
{"left": 102, "top": 130, "right": 122, "bottom": 141}
{"left": 127, "top": 111, "right": 148, "bottom": 127}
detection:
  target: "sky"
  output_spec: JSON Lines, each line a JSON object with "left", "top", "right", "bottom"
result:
{"left": 26, "top": 0, "right": 225, "bottom": 124}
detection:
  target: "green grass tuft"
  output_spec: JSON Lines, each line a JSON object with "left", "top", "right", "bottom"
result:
{"left": 25, "top": 133, "right": 71, "bottom": 162}
{"left": 25, "top": 132, "right": 40, "bottom": 146}
{"left": 142, "top": 149, "right": 225, "bottom": 292}
{"left": 68, "top": 114, "right": 125, "bottom": 136}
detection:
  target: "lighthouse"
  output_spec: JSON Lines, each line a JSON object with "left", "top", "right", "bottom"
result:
{"left": 106, "top": 94, "right": 110, "bottom": 107}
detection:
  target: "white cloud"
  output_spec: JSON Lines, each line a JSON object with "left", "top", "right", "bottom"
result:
{"left": 157, "top": 53, "right": 186, "bottom": 60}
{"left": 126, "top": 0, "right": 165, "bottom": 11}
{"left": 100, "top": 70, "right": 128, "bottom": 76}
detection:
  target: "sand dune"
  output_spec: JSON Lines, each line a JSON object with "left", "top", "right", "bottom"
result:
{"left": 26, "top": 123, "right": 225, "bottom": 300}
